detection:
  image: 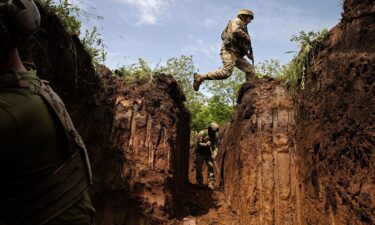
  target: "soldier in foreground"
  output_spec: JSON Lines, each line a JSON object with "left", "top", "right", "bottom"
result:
{"left": 193, "top": 9, "right": 256, "bottom": 91}
{"left": 195, "top": 123, "right": 220, "bottom": 190}
{"left": 0, "top": 0, "right": 95, "bottom": 224}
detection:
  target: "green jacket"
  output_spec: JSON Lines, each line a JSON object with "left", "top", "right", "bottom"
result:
{"left": 0, "top": 70, "right": 94, "bottom": 225}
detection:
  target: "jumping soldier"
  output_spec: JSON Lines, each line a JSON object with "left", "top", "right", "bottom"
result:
{"left": 193, "top": 9, "right": 256, "bottom": 91}
{"left": 0, "top": 0, "right": 95, "bottom": 224}
{"left": 195, "top": 122, "right": 219, "bottom": 190}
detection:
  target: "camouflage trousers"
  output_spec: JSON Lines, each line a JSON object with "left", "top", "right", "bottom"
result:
{"left": 196, "top": 152, "right": 215, "bottom": 185}
{"left": 206, "top": 49, "right": 255, "bottom": 80}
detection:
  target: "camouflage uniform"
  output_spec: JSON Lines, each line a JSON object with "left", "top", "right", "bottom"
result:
{"left": 195, "top": 129, "right": 218, "bottom": 187}
{"left": 206, "top": 17, "right": 255, "bottom": 81}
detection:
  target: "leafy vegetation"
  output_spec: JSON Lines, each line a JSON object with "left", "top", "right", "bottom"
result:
{"left": 81, "top": 26, "right": 107, "bottom": 66}
{"left": 116, "top": 58, "right": 156, "bottom": 84}
{"left": 160, "top": 57, "right": 245, "bottom": 131}
{"left": 158, "top": 55, "right": 197, "bottom": 101}
{"left": 208, "top": 68, "right": 245, "bottom": 107}
{"left": 280, "top": 29, "right": 328, "bottom": 89}
{"left": 256, "top": 59, "right": 285, "bottom": 78}
{"left": 39, "top": 0, "right": 107, "bottom": 66}
{"left": 40, "top": 0, "right": 82, "bottom": 35}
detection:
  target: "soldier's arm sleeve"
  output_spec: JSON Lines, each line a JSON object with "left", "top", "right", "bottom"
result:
{"left": 197, "top": 138, "right": 209, "bottom": 147}
{"left": 196, "top": 131, "right": 209, "bottom": 147}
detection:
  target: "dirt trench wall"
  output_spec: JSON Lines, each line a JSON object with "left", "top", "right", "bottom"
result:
{"left": 220, "top": 78, "right": 299, "bottom": 224}
{"left": 295, "top": 0, "right": 375, "bottom": 224}
{"left": 22, "top": 3, "right": 191, "bottom": 224}
{"left": 92, "top": 68, "right": 191, "bottom": 224}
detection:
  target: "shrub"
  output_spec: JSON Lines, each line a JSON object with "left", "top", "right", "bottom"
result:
{"left": 281, "top": 29, "right": 328, "bottom": 89}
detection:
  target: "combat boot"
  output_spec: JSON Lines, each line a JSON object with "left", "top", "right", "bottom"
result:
{"left": 193, "top": 73, "right": 204, "bottom": 91}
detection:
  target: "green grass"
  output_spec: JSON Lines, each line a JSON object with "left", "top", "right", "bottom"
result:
{"left": 115, "top": 58, "right": 157, "bottom": 85}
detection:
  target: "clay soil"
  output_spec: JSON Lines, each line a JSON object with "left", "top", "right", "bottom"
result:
{"left": 295, "top": 0, "right": 375, "bottom": 224}
{"left": 218, "top": 77, "right": 298, "bottom": 224}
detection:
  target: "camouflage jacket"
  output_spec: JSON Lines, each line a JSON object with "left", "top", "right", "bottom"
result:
{"left": 196, "top": 129, "right": 218, "bottom": 156}
{"left": 221, "top": 17, "right": 251, "bottom": 55}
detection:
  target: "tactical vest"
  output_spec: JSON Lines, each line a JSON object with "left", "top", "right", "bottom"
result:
{"left": 0, "top": 71, "right": 92, "bottom": 225}
{"left": 221, "top": 18, "right": 250, "bottom": 56}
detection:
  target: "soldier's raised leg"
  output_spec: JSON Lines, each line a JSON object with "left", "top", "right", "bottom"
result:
{"left": 235, "top": 56, "right": 256, "bottom": 81}
{"left": 193, "top": 50, "right": 237, "bottom": 91}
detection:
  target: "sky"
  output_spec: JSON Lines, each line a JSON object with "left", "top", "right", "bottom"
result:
{"left": 70, "top": 0, "right": 343, "bottom": 73}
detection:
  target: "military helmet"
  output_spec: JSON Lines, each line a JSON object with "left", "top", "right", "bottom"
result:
{"left": 207, "top": 122, "right": 219, "bottom": 132}
{"left": 238, "top": 9, "right": 254, "bottom": 19}
{"left": 0, "top": 0, "right": 41, "bottom": 35}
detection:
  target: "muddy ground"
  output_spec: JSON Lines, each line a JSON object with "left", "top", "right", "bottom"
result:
{"left": 18, "top": 0, "right": 375, "bottom": 224}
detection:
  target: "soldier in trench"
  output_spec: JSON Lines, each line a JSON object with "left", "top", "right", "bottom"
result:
{"left": 0, "top": 0, "right": 95, "bottom": 224}
{"left": 193, "top": 9, "right": 256, "bottom": 91}
{"left": 195, "top": 123, "right": 219, "bottom": 190}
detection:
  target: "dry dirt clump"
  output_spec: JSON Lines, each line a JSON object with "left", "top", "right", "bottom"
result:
{"left": 295, "top": 0, "right": 375, "bottom": 224}
{"left": 21, "top": 3, "right": 191, "bottom": 224}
